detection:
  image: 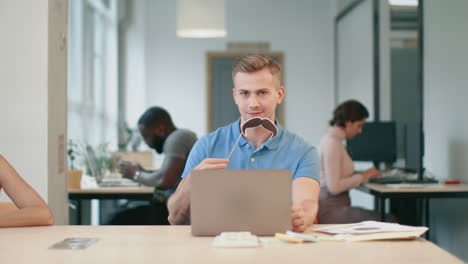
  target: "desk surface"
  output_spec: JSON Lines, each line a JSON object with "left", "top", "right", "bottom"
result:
{"left": 363, "top": 183, "right": 468, "bottom": 193}
{"left": 358, "top": 183, "right": 468, "bottom": 199}
{"left": 0, "top": 225, "right": 462, "bottom": 264}
{"left": 69, "top": 187, "right": 154, "bottom": 194}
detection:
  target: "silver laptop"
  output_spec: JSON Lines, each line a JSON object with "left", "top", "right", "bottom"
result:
{"left": 190, "top": 169, "right": 292, "bottom": 236}
{"left": 85, "top": 145, "right": 103, "bottom": 184}
{"left": 85, "top": 145, "right": 139, "bottom": 187}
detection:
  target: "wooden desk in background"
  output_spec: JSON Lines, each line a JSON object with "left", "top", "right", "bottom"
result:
{"left": 0, "top": 225, "right": 462, "bottom": 264}
{"left": 68, "top": 187, "right": 154, "bottom": 225}
{"left": 357, "top": 183, "right": 468, "bottom": 238}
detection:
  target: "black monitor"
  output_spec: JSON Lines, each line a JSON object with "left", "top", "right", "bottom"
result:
{"left": 346, "top": 121, "right": 397, "bottom": 164}
{"left": 404, "top": 122, "right": 423, "bottom": 171}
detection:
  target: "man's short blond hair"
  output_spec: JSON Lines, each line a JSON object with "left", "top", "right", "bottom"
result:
{"left": 232, "top": 54, "right": 282, "bottom": 86}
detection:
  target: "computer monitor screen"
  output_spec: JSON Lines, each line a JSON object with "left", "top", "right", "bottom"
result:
{"left": 405, "top": 122, "right": 423, "bottom": 170}
{"left": 346, "top": 121, "right": 397, "bottom": 163}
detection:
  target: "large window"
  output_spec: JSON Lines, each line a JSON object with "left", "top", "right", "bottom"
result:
{"left": 68, "top": 0, "right": 119, "bottom": 148}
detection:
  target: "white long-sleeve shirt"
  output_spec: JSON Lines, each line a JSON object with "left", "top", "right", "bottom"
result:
{"left": 318, "top": 126, "right": 364, "bottom": 195}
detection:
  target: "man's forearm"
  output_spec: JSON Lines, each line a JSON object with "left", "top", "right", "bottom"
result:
{"left": 292, "top": 177, "right": 320, "bottom": 228}
{"left": 167, "top": 178, "right": 191, "bottom": 225}
{"left": 137, "top": 170, "right": 163, "bottom": 187}
{"left": 301, "top": 199, "right": 319, "bottom": 227}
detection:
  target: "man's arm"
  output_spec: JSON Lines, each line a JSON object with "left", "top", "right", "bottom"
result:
{"left": 166, "top": 175, "right": 191, "bottom": 225}
{"left": 291, "top": 177, "right": 320, "bottom": 232}
{"left": 167, "top": 158, "right": 229, "bottom": 225}
{"left": 120, "top": 157, "right": 186, "bottom": 189}
{"left": 140, "top": 157, "right": 187, "bottom": 189}
{"left": 150, "top": 157, "right": 186, "bottom": 189}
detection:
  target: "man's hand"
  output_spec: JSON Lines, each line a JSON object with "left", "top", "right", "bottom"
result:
{"left": 167, "top": 158, "right": 229, "bottom": 225}
{"left": 119, "top": 161, "right": 141, "bottom": 180}
{"left": 291, "top": 205, "right": 307, "bottom": 232}
{"left": 291, "top": 177, "right": 319, "bottom": 232}
{"left": 193, "top": 158, "right": 229, "bottom": 171}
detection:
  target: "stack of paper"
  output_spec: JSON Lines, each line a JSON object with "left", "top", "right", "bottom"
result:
{"left": 313, "top": 221, "right": 428, "bottom": 242}
{"left": 212, "top": 232, "right": 260, "bottom": 248}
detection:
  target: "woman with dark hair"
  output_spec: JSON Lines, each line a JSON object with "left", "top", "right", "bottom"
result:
{"left": 318, "top": 100, "right": 386, "bottom": 224}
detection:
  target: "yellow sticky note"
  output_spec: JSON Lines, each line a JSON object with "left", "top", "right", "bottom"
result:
{"left": 275, "top": 233, "right": 304, "bottom": 243}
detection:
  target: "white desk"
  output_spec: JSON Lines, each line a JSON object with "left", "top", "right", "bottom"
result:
{"left": 357, "top": 183, "right": 468, "bottom": 239}
{"left": 0, "top": 225, "right": 462, "bottom": 264}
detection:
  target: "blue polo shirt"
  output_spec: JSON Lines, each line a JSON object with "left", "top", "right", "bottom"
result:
{"left": 181, "top": 119, "right": 319, "bottom": 182}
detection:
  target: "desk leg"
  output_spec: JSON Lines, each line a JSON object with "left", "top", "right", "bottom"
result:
{"left": 425, "top": 198, "right": 430, "bottom": 240}
{"left": 374, "top": 197, "right": 379, "bottom": 212}
{"left": 77, "top": 200, "right": 82, "bottom": 225}
{"left": 380, "top": 197, "right": 386, "bottom": 221}
{"left": 425, "top": 198, "right": 430, "bottom": 226}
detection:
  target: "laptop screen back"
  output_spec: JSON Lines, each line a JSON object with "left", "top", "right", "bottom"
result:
{"left": 190, "top": 169, "right": 292, "bottom": 236}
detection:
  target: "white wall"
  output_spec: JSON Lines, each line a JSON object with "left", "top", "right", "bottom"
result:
{"left": 47, "top": 0, "right": 69, "bottom": 224}
{"left": 121, "top": 0, "right": 147, "bottom": 126}
{"left": 0, "top": 0, "right": 68, "bottom": 224}
{"left": 336, "top": 0, "right": 374, "bottom": 118}
{"left": 142, "top": 0, "right": 334, "bottom": 146}
{"left": 335, "top": 0, "right": 392, "bottom": 210}
{"left": 424, "top": 0, "right": 468, "bottom": 261}
{"left": 0, "top": 1, "right": 47, "bottom": 202}
{"left": 379, "top": 0, "right": 391, "bottom": 121}
{"left": 335, "top": 0, "right": 391, "bottom": 121}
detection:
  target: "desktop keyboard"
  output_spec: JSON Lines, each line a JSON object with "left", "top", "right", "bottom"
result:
{"left": 368, "top": 169, "right": 438, "bottom": 184}
{"left": 369, "top": 175, "right": 405, "bottom": 184}
{"left": 369, "top": 169, "right": 416, "bottom": 184}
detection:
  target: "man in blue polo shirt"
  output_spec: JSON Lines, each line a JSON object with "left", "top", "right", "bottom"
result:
{"left": 168, "top": 54, "right": 320, "bottom": 232}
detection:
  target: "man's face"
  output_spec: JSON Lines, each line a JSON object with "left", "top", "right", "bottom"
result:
{"left": 139, "top": 124, "right": 165, "bottom": 154}
{"left": 232, "top": 68, "right": 285, "bottom": 123}
{"left": 344, "top": 119, "right": 366, "bottom": 139}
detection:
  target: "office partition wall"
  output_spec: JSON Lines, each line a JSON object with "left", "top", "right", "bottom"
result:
{"left": 335, "top": 0, "right": 377, "bottom": 120}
